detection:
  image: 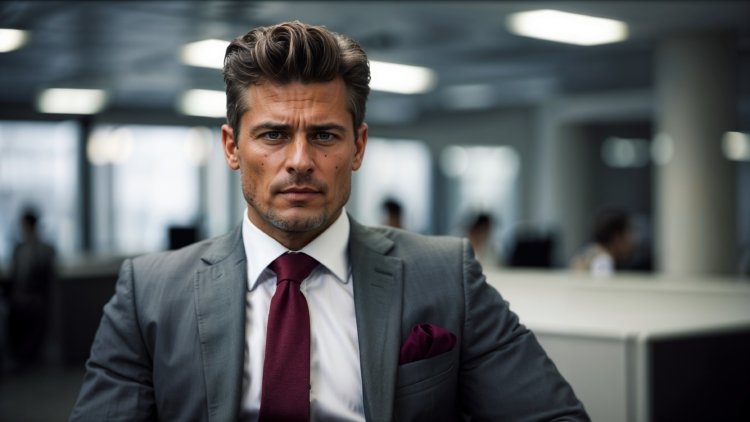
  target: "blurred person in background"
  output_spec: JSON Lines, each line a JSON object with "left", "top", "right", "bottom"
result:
{"left": 7, "top": 208, "right": 56, "bottom": 369}
{"left": 571, "top": 208, "right": 634, "bottom": 277}
{"left": 71, "top": 21, "right": 588, "bottom": 421}
{"left": 381, "top": 197, "right": 404, "bottom": 229}
{"left": 465, "top": 211, "right": 502, "bottom": 269}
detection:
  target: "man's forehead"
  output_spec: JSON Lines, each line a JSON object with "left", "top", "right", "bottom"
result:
{"left": 240, "top": 79, "right": 355, "bottom": 127}
{"left": 244, "top": 80, "right": 343, "bottom": 104}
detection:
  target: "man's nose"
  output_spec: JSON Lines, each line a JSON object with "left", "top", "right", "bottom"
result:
{"left": 286, "top": 136, "right": 314, "bottom": 174}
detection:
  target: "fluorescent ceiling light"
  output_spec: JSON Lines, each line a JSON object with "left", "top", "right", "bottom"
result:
{"left": 181, "top": 39, "right": 229, "bottom": 69}
{"left": 601, "top": 137, "right": 650, "bottom": 168}
{"left": 370, "top": 61, "right": 437, "bottom": 94}
{"left": 37, "top": 88, "right": 108, "bottom": 114}
{"left": 722, "top": 131, "right": 750, "bottom": 161}
{"left": 178, "top": 89, "right": 226, "bottom": 118}
{"left": 0, "top": 28, "right": 28, "bottom": 52}
{"left": 506, "top": 9, "right": 628, "bottom": 46}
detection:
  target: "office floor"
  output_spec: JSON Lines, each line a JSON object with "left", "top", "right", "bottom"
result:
{"left": 0, "top": 363, "right": 85, "bottom": 422}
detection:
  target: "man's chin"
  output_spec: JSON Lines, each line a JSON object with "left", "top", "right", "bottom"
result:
{"left": 269, "top": 210, "right": 328, "bottom": 233}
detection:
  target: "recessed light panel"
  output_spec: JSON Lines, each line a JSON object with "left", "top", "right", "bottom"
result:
{"left": 37, "top": 88, "right": 108, "bottom": 114}
{"left": 507, "top": 9, "right": 628, "bottom": 46}
{"left": 369, "top": 61, "right": 437, "bottom": 95}
{"left": 177, "top": 89, "right": 225, "bottom": 118}
{"left": 0, "top": 28, "right": 28, "bottom": 52}
{"left": 180, "top": 39, "right": 230, "bottom": 69}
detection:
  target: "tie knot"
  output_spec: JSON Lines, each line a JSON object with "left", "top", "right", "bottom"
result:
{"left": 270, "top": 252, "right": 319, "bottom": 285}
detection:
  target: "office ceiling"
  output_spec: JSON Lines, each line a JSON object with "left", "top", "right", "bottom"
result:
{"left": 1, "top": 1, "right": 749, "bottom": 125}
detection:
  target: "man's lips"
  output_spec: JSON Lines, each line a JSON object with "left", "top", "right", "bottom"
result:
{"left": 278, "top": 186, "right": 322, "bottom": 200}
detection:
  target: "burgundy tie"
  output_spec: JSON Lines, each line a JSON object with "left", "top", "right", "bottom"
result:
{"left": 259, "top": 252, "right": 319, "bottom": 422}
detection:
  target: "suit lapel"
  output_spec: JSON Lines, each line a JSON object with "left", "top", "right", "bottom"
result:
{"left": 192, "top": 219, "right": 404, "bottom": 421}
{"left": 349, "top": 217, "right": 403, "bottom": 422}
{"left": 194, "top": 227, "right": 247, "bottom": 422}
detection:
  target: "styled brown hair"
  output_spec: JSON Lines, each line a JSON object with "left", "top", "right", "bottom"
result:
{"left": 223, "top": 21, "right": 370, "bottom": 137}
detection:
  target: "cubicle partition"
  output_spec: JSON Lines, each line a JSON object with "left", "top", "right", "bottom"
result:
{"left": 487, "top": 271, "right": 750, "bottom": 421}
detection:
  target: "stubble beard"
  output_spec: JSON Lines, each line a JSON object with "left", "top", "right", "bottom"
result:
{"left": 242, "top": 174, "right": 331, "bottom": 235}
{"left": 250, "top": 196, "right": 329, "bottom": 234}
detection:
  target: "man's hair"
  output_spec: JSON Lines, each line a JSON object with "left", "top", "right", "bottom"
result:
{"left": 223, "top": 21, "right": 370, "bottom": 137}
{"left": 593, "top": 208, "right": 630, "bottom": 246}
{"left": 382, "top": 198, "right": 403, "bottom": 215}
{"left": 21, "top": 207, "right": 39, "bottom": 229}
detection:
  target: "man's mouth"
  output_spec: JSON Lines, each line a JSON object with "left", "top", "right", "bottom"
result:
{"left": 279, "top": 186, "right": 322, "bottom": 201}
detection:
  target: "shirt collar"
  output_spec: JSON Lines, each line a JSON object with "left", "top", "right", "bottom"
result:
{"left": 242, "top": 209, "right": 351, "bottom": 291}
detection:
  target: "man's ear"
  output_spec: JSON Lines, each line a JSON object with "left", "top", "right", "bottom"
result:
{"left": 352, "top": 123, "right": 368, "bottom": 171}
{"left": 221, "top": 124, "right": 240, "bottom": 170}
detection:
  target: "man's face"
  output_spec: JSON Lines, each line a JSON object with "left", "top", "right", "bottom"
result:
{"left": 222, "top": 78, "right": 367, "bottom": 249}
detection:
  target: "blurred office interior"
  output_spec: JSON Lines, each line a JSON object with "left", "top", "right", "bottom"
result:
{"left": 1, "top": 1, "right": 750, "bottom": 421}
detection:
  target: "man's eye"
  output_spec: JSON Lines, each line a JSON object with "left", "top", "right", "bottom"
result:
{"left": 263, "top": 131, "right": 284, "bottom": 141}
{"left": 315, "top": 132, "right": 334, "bottom": 142}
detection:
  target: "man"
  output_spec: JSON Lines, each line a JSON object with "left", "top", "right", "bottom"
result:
{"left": 571, "top": 208, "right": 634, "bottom": 277}
{"left": 381, "top": 198, "right": 404, "bottom": 229}
{"left": 464, "top": 212, "right": 500, "bottom": 268}
{"left": 8, "top": 209, "right": 56, "bottom": 368}
{"left": 71, "top": 21, "right": 588, "bottom": 421}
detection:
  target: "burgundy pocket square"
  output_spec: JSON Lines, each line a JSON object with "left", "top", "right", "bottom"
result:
{"left": 399, "top": 323, "right": 457, "bottom": 364}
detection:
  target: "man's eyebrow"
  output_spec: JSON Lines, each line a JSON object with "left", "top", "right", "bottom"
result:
{"left": 249, "top": 122, "right": 291, "bottom": 133}
{"left": 249, "top": 122, "right": 348, "bottom": 134}
{"left": 308, "top": 123, "right": 348, "bottom": 133}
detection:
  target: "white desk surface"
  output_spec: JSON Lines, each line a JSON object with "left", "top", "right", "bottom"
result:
{"left": 485, "top": 269, "right": 750, "bottom": 340}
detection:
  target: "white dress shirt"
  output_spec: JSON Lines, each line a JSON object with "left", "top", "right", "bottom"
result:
{"left": 240, "top": 209, "right": 365, "bottom": 421}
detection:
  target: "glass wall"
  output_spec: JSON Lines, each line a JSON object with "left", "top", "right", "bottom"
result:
{"left": 0, "top": 121, "right": 80, "bottom": 267}
{"left": 351, "top": 138, "right": 433, "bottom": 233}
{"left": 440, "top": 145, "right": 521, "bottom": 264}
{"left": 89, "top": 124, "right": 227, "bottom": 255}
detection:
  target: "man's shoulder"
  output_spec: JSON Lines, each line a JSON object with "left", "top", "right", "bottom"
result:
{"left": 384, "top": 225, "right": 461, "bottom": 243}
{"left": 129, "top": 228, "right": 241, "bottom": 275}
{"left": 356, "top": 223, "right": 465, "bottom": 258}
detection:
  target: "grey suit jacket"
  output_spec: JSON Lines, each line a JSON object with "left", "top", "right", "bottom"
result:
{"left": 70, "top": 216, "right": 588, "bottom": 421}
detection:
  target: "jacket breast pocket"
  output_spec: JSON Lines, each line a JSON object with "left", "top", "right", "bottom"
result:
{"left": 395, "top": 347, "right": 457, "bottom": 397}
{"left": 394, "top": 348, "right": 460, "bottom": 421}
